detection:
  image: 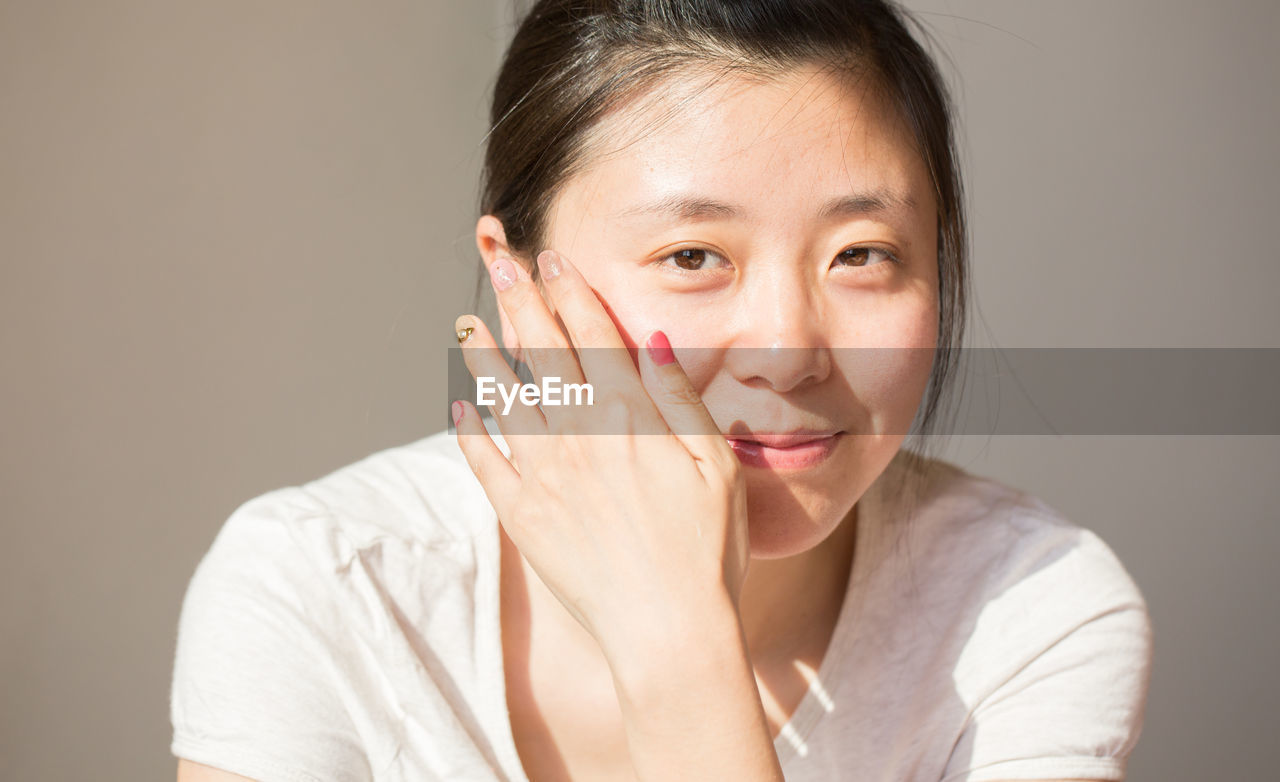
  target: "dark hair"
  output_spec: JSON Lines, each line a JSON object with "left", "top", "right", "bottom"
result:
{"left": 479, "top": 0, "right": 968, "bottom": 488}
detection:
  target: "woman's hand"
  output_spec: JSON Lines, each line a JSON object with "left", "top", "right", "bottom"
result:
{"left": 453, "top": 249, "right": 785, "bottom": 782}
{"left": 451, "top": 249, "right": 750, "bottom": 668}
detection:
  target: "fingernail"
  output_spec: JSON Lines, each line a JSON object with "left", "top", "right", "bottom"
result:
{"left": 646, "top": 330, "right": 675, "bottom": 366}
{"left": 490, "top": 258, "right": 516, "bottom": 291}
{"left": 454, "top": 315, "right": 475, "bottom": 343}
{"left": 537, "top": 250, "right": 561, "bottom": 280}
{"left": 451, "top": 400, "right": 464, "bottom": 426}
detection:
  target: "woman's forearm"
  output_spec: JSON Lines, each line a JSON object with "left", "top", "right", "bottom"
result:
{"left": 604, "top": 597, "right": 786, "bottom": 782}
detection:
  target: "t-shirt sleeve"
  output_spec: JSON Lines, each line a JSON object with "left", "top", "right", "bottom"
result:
{"left": 170, "top": 489, "right": 372, "bottom": 782}
{"left": 941, "top": 528, "right": 1154, "bottom": 782}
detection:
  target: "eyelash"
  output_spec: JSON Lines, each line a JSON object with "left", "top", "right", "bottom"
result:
{"left": 656, "top": 245, "right": 901, "bottom": 274}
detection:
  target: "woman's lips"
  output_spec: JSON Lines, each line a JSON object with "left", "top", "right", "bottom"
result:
{"left": 724, "top": 432, "right": 843, "bottom": 470}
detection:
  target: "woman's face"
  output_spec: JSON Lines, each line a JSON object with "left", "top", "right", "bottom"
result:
{"left": 493, "top": 65, "right": 939, "bottom": 558}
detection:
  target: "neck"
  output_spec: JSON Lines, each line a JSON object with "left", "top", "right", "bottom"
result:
{"left": 736, "top": 502, "right": 859, "bottom": 665}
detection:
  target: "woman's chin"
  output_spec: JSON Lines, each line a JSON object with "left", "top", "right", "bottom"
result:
{"left": 741, "top": 486, "right": 856, "bottom": 560}
{"left": 738, "top": 445, "right": 891, "bottom": 559}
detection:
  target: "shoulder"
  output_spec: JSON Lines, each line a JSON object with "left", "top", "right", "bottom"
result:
{"left": 201, "top": 426, "right": 492, "bottom": 572}
{"left": 877, "top": 454, "right": 1149, "bottom": 621}
{"left": 866, "top": 453, "right": 1152, "bottom": 697}
{"left": 292, "top": 425, "right": 495, "bottom": 547}
{"left": 171, "top": 427, "right": 496, "bottom": 779}
{"left": 177, "top": 426, "right": 499, "bottom": 643}
{"left": 865, "top": 456, "right": 1153, "bottom": 780}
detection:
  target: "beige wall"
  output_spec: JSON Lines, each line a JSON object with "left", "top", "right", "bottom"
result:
{"left": 1, "top": 1, "right": 1276, "bottom": 779}
{"left": 0, "top": 2, "right": 505, "bottom": 778}
{"left": 901, "top": 3, "right": 1280, "bottom": 779}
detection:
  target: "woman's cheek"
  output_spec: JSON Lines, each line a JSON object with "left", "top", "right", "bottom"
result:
{"left": 582, "top": 285, "right": 644, "bottom": 351}
{"left": 833, "top": 294, "right": 938, "bottom": 433}
{"left": 597, "top": 284, "right": 714, "bottom": 351}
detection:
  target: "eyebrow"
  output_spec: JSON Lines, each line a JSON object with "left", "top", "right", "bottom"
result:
{"left": 614, "top": 189, "right": 916, "bottom": 222}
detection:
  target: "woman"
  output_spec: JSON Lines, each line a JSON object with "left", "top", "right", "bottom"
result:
{"left": 172, "top": 1, "right": 1152, "bottom": 780}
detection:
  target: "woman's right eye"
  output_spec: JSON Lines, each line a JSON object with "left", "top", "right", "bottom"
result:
{"left": 657, "top": 247, "right": 730, "bottom": 274}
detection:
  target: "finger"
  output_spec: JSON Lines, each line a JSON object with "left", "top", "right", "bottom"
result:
{"left": 488, "top": 255, "right": 586, "bottom": 397}
{"left": 639, "top": 329, "right": 736, "bottom": 471}
{"left": 451, "top": 398, "right": 520, "bottom": 523}
{"left": 455, "top": 313, "right": 546, "bottom": 463}
{"left": 535, "top": 250, "right": 663, "bottom": 432}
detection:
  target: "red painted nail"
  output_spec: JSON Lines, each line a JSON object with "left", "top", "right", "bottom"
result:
{"left": 451, "top": 400, "right": 464, "bottom": 426}
{"left": 646, "top": 330, "right": 675, "bottom": 366}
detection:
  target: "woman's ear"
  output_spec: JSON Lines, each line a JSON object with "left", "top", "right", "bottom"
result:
{"left": 475, "top": 215, "right": 523, "bottom": 359}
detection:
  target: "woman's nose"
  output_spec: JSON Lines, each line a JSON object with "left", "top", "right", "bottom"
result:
{"left": 723, "top": 271, "right": 832, "bottom": 393}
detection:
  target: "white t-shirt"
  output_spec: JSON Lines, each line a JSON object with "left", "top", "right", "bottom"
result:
{"left": 170, "top": 423, "right": 1152, "bottom": 782}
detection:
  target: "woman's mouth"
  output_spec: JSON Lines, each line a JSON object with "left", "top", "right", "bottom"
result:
{"left": 723, "top": 432, "right": 844, "bottom": 470}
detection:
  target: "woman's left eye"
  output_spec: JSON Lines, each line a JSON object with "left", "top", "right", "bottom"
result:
{"left": 833, "top": 246, "right": 899, "bottom": 268}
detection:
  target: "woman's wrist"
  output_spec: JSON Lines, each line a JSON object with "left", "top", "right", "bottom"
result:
{"left": 603, "top": 597, "right": 785, "bottom": 782}
{"left": 597, "top": 585, "right": 742, "bottom": 687}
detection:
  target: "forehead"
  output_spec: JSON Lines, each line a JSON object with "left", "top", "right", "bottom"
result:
{"left": 554, "top": 64, "right": 933, "bottom": 225}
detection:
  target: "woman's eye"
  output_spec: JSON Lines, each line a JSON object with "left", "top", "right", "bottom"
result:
{"left": 833, "top": 246, "right": 899, "bottom": 268}
{"left": 658, "top": 247, "right": 729, "bottom": 273}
